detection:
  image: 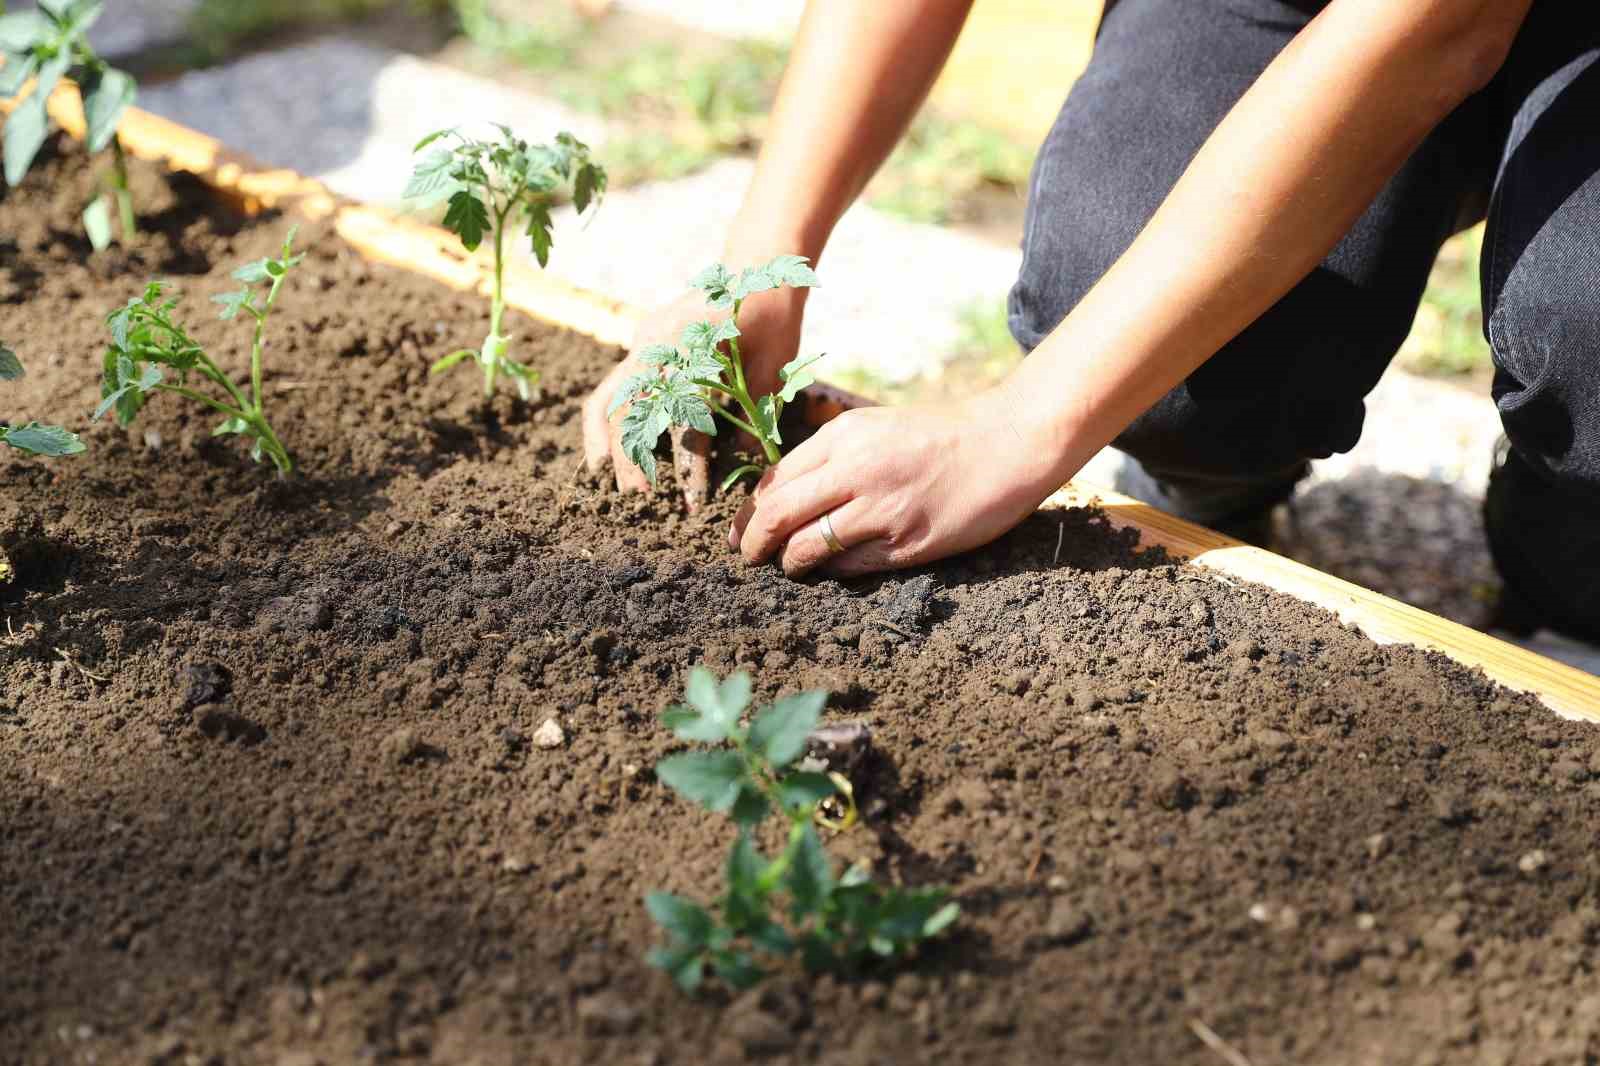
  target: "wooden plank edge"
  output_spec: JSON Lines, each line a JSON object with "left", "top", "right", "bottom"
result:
{"left": 1047, "top": 483, "right": 1600, "bottom": 723}
{"left": 13, "top": 89, "right": 1595, "bottom": 721}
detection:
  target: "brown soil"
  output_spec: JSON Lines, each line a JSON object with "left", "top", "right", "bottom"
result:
{"left": 3, "top": 138, "right": 1599, "bottom": 1066}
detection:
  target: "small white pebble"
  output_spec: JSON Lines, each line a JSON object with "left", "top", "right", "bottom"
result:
{"left": 142, "top": 429, "right": 162, "bottom": 449}
{"left": 1248, "top": 902, "right": 1272, "bottom": 923}
{"left": 621, "top": 763, "right": 640, "bottom": 777}
{"left": 1046, "top": 875, "right": 1068, "bottom": 891}
{"left": 533, "top": 718, "right": 564, "bottom": 750}
{"left": 1518, "top": 849, "right": 1548, "bottom": 874}
{"left": 1356, "top": 914, "right": 1377, "bottom": 931}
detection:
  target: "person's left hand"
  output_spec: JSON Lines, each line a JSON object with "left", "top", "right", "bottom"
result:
{"left": 728, "top": 388, "right": 1073, "bottom": 579}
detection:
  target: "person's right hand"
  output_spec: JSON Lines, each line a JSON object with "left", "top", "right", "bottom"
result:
{"left": 582, "top": 282, "right": 808, "bottom": 510}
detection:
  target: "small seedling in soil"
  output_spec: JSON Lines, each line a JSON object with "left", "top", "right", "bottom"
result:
{"left": 1, "top": 343, "right": 84, "bottom": 456}
{"left": 404, "top": 125, "right": 605, "bottom": 401}
{"left": 646, "top": 668, "right": 959, "bottom": 991}
{"left": 610, "top": 256, "right": 822, "bottom": 489}
{"left": 95, "top": 228, "right": 303, "bottom": 475}
{"left": 0, "top": 0, "right": 139, "bottom": 249}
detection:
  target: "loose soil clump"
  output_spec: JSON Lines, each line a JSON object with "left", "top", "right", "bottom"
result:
{"left": 3, "top": 138, "right": 1598, "bottom": 1066}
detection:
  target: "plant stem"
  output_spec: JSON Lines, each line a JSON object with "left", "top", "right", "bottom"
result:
{"left": 485, "top": 208, "right": 509, "bottom": 400}
{"left": 111, "top": 138, "right": 134, "bottom": 240}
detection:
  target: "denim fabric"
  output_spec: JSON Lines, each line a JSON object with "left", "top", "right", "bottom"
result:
{"left": 1008, "top": 0, "right": 1600, "bottom": 633}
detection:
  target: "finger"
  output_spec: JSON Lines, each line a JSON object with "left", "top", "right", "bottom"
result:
{"left": 609, "top": 425, "right": 652, "bottom": 494}
{"left": 814, "top": 537, "right": 912, "bottom": 580}
{"left": 727, "top": 468, "right": 774, "bottom": 549}
{"left": 672, "top": 424, "right": 711, "bottom": 511}
{"left": 781, "top": 495, "right": 880, "bottom": 579}
{"left": 582, "top": 361, "right": 630, "bottom": 473}
{"left": 738, "top": 466, "right": 858, "bottom": 566}
{"left": 726, "top": 434, "right": 832, "bottom": 550}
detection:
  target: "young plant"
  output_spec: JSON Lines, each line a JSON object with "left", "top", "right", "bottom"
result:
{"left": 94, "top": 229, "right": 303, "bottom": 475}
{"left": 646, "top": 668, "right": 959, "bottom": 992}
{"left": 610, "top": 256, "right": 822, "bottom": 490}
{"left": 404, "top": 125, "right": 606, "bottom": 401}
{"left": 1, "top": 343, "right": 84, "bottom": 456}
{"left": 0, "top": 0, "right": 139, "bottom": 249}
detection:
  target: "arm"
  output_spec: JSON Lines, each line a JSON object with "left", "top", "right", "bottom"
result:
{"left": 734, "top": 0, "right": 1532, "bottom": 576}
{"left": 583, "top": 0, "right": 976, "bottom": 501}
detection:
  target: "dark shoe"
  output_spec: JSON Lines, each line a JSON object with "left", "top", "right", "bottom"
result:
{"left": 1113, "top": 454, "right": 1302, "bottom": 548}
{"left": 1483, "top": 436, "right": 1600, "bottom": 644}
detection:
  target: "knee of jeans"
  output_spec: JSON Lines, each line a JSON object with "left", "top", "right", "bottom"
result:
{"left": 1488, "top": 279, "right": 1600, "bottom": 498}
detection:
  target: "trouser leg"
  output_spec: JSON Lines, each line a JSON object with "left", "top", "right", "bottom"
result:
{"left": 1479, "top": 8, "right": 1600, "bottom": 640}
{"left": 1007, "top": 0, "right": 1494, "bottom": 527}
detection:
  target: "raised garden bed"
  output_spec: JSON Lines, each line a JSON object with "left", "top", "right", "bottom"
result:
{"left": 3, "top": 118, "right": 1600, "bottom": 1066}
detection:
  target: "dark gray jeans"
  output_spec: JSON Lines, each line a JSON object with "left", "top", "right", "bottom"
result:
{"left": 1008, "top": 0, "right": 1600, "bottom": 639}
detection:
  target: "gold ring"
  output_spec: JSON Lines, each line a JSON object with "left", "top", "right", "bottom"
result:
{"left": 818, "top": 511, "right": 846, "bottom": 555}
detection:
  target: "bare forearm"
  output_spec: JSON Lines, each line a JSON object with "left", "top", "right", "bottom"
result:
{"left": 727, "top": 0, "right": 974, "bottom": 263}
{"left": 1007, "top": 0, "right": 1530, "bottom": 482}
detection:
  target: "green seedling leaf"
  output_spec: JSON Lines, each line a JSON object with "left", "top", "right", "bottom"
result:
{"left": 81, "top": 66, "right": 135, "bottom": 153}
{"left": 691, "top": 263, "right": 734, "bottom": 308}
{"left": 406, "top": 125, "right": 604, "bottom": 403}
{"left": 212, "top": 288, "right": 252, "bottom": 321}
{"left": 2, "top": 422, "right": 85, "bottom": 456}
{"left": 646, "top": 944, "right": 706, "bottom": 993}
{"left": 443, "top": 189, "right": 490, "bottom": 252}
{"left": 430, "top": 348, "right": 476, "bottom": 376}
{"left": 3, "top": 89, "right": 48, "bottom": 186}
{"left": 765, "top": 253, "right": 820, "bottom": 289}
{"left": 0, "top": 12, "right": 53, "bottom": 53}
{"left": 646, "top": 891, "right": 716, "bottom": 947}
{"left": 524, "top": 199, "right": 553, "bottom": 267}
{"left": 655, "top": 750, "right": 746, "bottom": 812}
{"left": 710, "top": 950, "right": 763, "bottom": 989}
{"left": 232, "top": 258, "right": 273, "bottom": 284}
{"left": 644, "top": 671, "right": 958, "bottom": 992}
{"left": 93, "top": 230, "right": 299, "bottom": 473}
{"left": 786, "top": 822, "right": 835, "bottom": 916}
{"left": 0, "top": 345, "right": 22, "bottom": 381}
{"left": 0, "top": 52, "right": 38, "bottom": 98}
{"left": 778, "top": 353, "right": 823, "bottom": 404}
{"left": 665, "top": 665, "right": 750, "bottom": 742}
{"left": 747, "top": 690, "right": 826, "bottom": 768}
{"left": 729, "top": 784, "right": 770, "bottom": 828}
{"left": 82, "top": 196, "right": 112, "bottom": 251}
{"left": 573, "top": 161, "right": 605, "bottom": 214}
{"left": 412, "top": 127, "right": 452, "bottom": 153}
{"left": 777, "top": 771, "right": 838, "bottom": 811}
{"left": 720, "top": 463, "right": 764, "bottom": 493}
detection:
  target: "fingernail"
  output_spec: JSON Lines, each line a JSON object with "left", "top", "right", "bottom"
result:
{"left": 727, "top": 523, "right": 739, "bottom": 549}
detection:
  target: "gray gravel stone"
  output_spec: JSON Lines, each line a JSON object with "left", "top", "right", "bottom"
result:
{"left": 136, "top": 40, "right": 606, "bottom": 203}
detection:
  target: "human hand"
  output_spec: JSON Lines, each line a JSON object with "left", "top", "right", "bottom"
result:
{"left": 728, "top": 387, "right": 1074, "bottom": 578}
{"left": 583, "top": 283, "right": 806, "bottom": 509}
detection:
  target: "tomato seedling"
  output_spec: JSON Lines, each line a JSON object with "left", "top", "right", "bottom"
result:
{"left": 95, "top": 228, "right": 303, "bottom": 475}
{"left": 646, "top": 668, "right": 959, "bottom": 992}
{"left": 610, "top": 256, "right": 822, "bottom": 489}
{"left": 404, "top": 125, "right": 606, "bottom": 401}
{"left": 1, "top": 343, "right": 84, "bottom": 456}
{"left": 0, "top": 0, "right": 139, "bottom": 250}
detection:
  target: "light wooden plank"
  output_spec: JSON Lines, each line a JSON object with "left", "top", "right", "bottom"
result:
{"left": 1047, "top": 483, "right": 1600, "bottom": 722}
{"left": 12, "top": 93, "right": 1594, "bottom": 721}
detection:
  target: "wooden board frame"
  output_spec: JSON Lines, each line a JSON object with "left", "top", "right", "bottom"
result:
{"left": 16, "top": 86, "right": 1600, "bottom": 721}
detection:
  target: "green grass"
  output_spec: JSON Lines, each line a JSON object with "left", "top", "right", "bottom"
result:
{"left": 184, "top": 0, "right": 450, "bottom": 62}
{"left": 870, "top": 116, "right": 1033, "bottom": 225}
{"left": 1401, "top": 226, "right": 1491, "bottom": 379}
